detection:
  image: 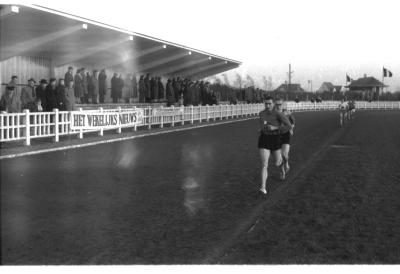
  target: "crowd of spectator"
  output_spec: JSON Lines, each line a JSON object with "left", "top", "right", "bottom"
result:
{"left": 0, "top": 75, "right": 76, "bottom": 113}
{"left": 0, "top": 67, "right": 227, "bottom": 113}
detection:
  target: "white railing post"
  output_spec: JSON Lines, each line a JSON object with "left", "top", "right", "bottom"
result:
{"left": 206, "top": 105, "right": 209, "bottom": 122}
{"left": 190, "top": 105, "right": 194, "bottom": 124}
{"left": 117, "top": 107, "right": 122, "bottom": 133}
{"left": 160, "top": 106, "right": 164, "bottom": 128}
{"left": 78, "top": 107, "right": 83, "bottom": 139}
{"left": 53, "top": 108, "right": 59, "bottom": 142}
{"left": 24, "top": 109, "right": 31, "bottom": 146}
{"left": 171, "top": 105, "right": 175, "bottom": 127}
{"left": 99, "top": 107, "right": 104, "bottom": 136}
{"left": 213, "top": 105, "right": 216, "bottom": 121}
{"left": 134, "top": 106, "right": 137, "bottom": 131}
{"left": 181, "top": 106, "right": 184, "bottom": 126}
{"left": 220, "top": 104, "right": 223, "bottom": 120}
{"left": 148, "top": 107, "right": 152, "bottom": 130}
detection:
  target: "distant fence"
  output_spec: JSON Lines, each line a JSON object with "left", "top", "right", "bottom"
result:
{"left": 1, "top": 101, "right": 399, "bottom": 146}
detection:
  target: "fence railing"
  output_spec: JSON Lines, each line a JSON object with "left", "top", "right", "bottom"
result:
{"left": 1, "top": 101, "right": 399, "bottom": 146}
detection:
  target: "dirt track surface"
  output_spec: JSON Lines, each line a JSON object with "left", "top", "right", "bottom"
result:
{"left": 1, "top": 111, "right": 400, "bottom": 264}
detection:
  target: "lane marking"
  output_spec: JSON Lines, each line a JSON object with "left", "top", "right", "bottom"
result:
{"left": 0, "top": 117, "right": 257, "bottom": 160}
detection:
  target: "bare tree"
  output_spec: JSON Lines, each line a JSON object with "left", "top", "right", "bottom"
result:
{"left": 222, "top": 74, "right": 230, "bottom": 86}
{"left": 234, "top": 73, "right": 243, "bottom": 89}
{"left": 246, "top": 75, "right": 255, "bottom": 87}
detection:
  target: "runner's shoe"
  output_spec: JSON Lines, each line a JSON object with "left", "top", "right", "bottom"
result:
{"left": 280, "top": 165, "right": 286, "bottom": 181}
{"left": 285, "top": 163, "right": 290, "bottom": 174}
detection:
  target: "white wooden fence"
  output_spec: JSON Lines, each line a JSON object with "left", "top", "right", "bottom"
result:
{"left": 1, "top": 101, "right": 399, "bottom": 146}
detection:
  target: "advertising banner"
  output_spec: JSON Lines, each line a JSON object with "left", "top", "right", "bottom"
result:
{"left": 70, "top": 109, "right": 144, "bottom": 130}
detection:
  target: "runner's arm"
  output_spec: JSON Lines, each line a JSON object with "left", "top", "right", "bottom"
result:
{"left": 269, "top": 112, "right": 291, "bottom": 132}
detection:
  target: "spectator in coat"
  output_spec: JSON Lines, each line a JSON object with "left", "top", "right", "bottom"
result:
{"left": 0, "top": 86, "right": 21, "bottom": 113}
{"left": 63, "top": 80, "right": 76, "bottom": 111}
{"left": 144, "top": 73, "right": 151, "bottom": 103}
{"left": 157, "top": 77, "right": 165, "bottom": 101}
{"left": 36, "top": 79, "right": 47, "bottom": 108}
{"left": 91, "top": 70, "right": 99, "bottom": 104}
{"left": 21, "top": 78, "right": 36, "bottom": 110}
{"left": 98, "top": 69, "right": 107, "bottom": 103}
{"left": 74, "top": 69, "right": 84, "bottom": 103}
{"left": 166, "top": 79, "right": 175, "bottom": 106}
{"left": 132, "top": 73, "right": 138, "bottom": 102}
{"left": 45, "top": 78, "right": 59, "bottom": 111}
{"left": 7, "top": 75, "right": 19, "bottom": 95}
{"left": 81, "top": 68, "right": 89, "bottom": 104}
{"left": 150, "top": 77, "right": 157, "bottom": 102}
{"left": 173, "top": 77, "right": 181, "bottom": 102}
{"left": 123, "top": 73, "right": 134, "bottom": 103}
{"left": 138, "top": 75, "right": 146, "bottom": 103}
{"left": 64, "top": 66, "right": 74, "bottom": 86}
{"left": 111, "top": 73, "right": 120, "bottom": 103}
{"left": 118, "top": 74, "right": 124, "bottom": 102}
{"left": 56, "top": 79, "right": 66, "bottom": 110}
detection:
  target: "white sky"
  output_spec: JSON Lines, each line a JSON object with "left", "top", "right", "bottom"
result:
{"left": 26, "top": 0, "right": 400, "bottom": 90}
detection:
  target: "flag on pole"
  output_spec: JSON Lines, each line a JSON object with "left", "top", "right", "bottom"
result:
{"left": 346, "top": 74, "right": 352, "bottom": 82}
{"left": 383, "top": 67, "right": 393, "bottom": 77}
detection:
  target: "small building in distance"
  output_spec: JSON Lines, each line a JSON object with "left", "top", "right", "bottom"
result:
{"left": 346, "top": 75, "right": 386, "bottom": 93}
{"left": 317, "top": 82, "right": 343, "bottom": 93}
{"left": 346, "top": 74, "right": 386, "bottom": 100}
{"left": 317, "top": 82, "right": 335, "bottom": 93}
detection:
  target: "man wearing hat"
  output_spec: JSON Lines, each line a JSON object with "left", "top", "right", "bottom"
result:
{"left": 21, "top": 78, "right": 37, "bottom": 111}
{"left": 74, "top": 69, "right": 84, "bottom": 103}
{"left": 0, "top": 85, "right": 21, "bottom": 113}
{"left": 45, "top": 78, "right": 58, "bottom": 111}
{"left": 36, "top": 79, "right": 47, "bottom": 109}
{"left": 64, "top": 66, "right": 74, "bottom": 87}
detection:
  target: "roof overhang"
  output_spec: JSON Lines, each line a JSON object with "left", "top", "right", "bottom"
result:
{"left": 0, "top": 4, "right": 241, "bottom": 78}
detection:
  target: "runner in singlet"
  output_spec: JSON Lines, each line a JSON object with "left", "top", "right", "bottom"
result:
{"left": 258, "top": 96, "right": 292, "bottom": 195}
{"left": 348, "top": 100, "right": 356, "bottom": 120}
{"left": 338, "top": 99, "right": 349, "bottom": 127}
{"left": 274, "top": 98, "right": 295, "bottom": 180}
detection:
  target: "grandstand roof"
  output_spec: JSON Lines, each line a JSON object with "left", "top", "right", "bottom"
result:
{"left": 0, "top": 4, "right": 241, "bottom": 79}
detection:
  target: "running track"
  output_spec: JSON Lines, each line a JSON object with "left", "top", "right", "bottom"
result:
{"left": 1, "top": 111, "right": 400, "bottom": 264}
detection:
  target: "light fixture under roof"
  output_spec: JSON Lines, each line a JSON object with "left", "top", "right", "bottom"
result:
{"left": 225, "top": 61, "right": 228, "bottom": 64}
{"left": 11, "top": 5, "right": 19, "bottom": 13}
{"left": 82, "top": 23, "right": 88, "bottom": 29}
{"left": 163, "top": 45, "right": 167, "bottom": 49}
{"left": 129, "top": 35, "right": 134, "bottom": 41}
{"left": 208, "top": 57, "right": 212, "bottom": 60}
{"left": 188, "top": 51, "right": 192, "bottom": 55}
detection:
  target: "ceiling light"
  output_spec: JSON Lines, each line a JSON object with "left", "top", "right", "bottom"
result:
{"left": 11, "top": 6, "right": 19, "bottom": 13}
{"left": 82, "top": 24, "right": 88, "bottom": 29}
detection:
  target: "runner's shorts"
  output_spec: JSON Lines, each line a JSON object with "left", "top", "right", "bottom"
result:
{"left": 258, "top": 133, "right": 281, "bottom": 151}
{"left": 280, "top": 131, "right": 291, "bottom": 145}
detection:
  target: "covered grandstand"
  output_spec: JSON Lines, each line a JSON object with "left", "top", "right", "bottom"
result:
{"left": 0, "top": 4, "right": 241, "bottom": 103}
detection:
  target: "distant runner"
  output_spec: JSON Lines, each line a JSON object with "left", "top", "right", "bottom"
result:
{"left": 275, "top": 98, "right": 295, "bottom": 180}
{"left": 338, "top": 99, "right": 349, "bottom": 127}
{"left": 348, "top": 100, "right": 356, "bottom": 120}
{"left": 258, "top": 96, "right": 292, "bottom": 195}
